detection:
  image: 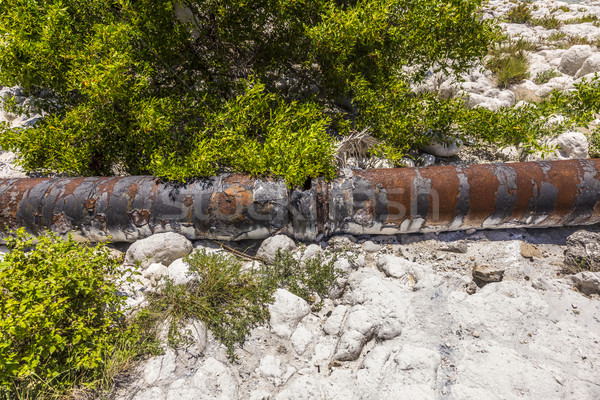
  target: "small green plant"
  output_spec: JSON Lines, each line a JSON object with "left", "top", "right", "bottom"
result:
{"left": 261, "top": 248, "right": 341, "bottom": 309}
{"left": 0, "top": 230, "right": 130, "bottom": 398}
{"left": 534, "top": 69, "right": 561, "bottom": 84}
{"left": 531, "top": 16, "right": 563, "bottom": 30}
{"left": 588, "top": 126, "right": 600, "bottom": 158}
{"left": 550, "top": 5, "right": 570, "bottom": 13}
{"left": 507, "top": 3, "right": 532, "bottom": 23}
{"left": 142, "top": 250, "right": 273, "bottom": 360}
{"left": 565, "top": 14, "right": 599, "bottom": 24}
{"left": 141, "top": 247, "right": 341, "bottom": 359}
{"left": 486, "top": 49, "right": 530, "bottom": 88}
{"left": 547, "top": 31, "right": 567, "bottom": 42}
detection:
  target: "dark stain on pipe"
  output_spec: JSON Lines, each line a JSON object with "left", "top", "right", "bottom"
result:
{"left": 1, "top": 159, "right": 599, "bottom": 242}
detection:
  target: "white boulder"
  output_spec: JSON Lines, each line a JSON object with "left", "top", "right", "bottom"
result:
{"left": 545, "top": 131, "right": 589, "bottom": 160}
{"left": 575, "top": 54, "right": 600, "bottom": 79}
{"left": 125, "top": 232, "right": 193, "bottom": 269}
{"left": 166, "top": 258, "right": 193, "bottom": 286}
{"left": 257, "top": 235, "right": 297, "bottom": 263}
{"left": 559, "top": 45, "right": 593, "bottom": 76}
{"left": 269, "top": 289, "right": 311, "bottom": 339}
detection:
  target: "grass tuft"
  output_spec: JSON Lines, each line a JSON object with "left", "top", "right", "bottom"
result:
{"left": 534, "top": 69, "right": 561, "bottom": 84}
{"left": 507, "top": 3, "right": 532, "bottom": 24}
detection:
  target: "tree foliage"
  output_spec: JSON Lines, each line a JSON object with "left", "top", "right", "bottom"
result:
{"left": 0, "top": 0, "right": 498, "bottom": 185}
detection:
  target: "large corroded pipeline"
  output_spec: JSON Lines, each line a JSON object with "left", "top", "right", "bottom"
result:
{"left": 1, "top": 159, "right": 599, "bottom": 242}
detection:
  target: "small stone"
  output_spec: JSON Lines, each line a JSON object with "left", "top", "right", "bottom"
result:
{"left": 520, "top": 243, "right": 542, "bottom": 259}
{"left": 465, "top": 281, "right": 478, "bottom": 295}
{"left": 440, "top": 241, "right": 468, "bottom": 254}
{"left": 420, "top": 137, "right": 463, "bottom": 157}
{"left": 362, "top": 240, "right": 380, "bottom": 253}
{"left": 472, "top": 264, "right": 505, "bottom": 286}
{"left": 471, "top": 330, "right": 480, "bottom": 338}
{"left": 419, "top": 153, "right": 436, "bottom": 167}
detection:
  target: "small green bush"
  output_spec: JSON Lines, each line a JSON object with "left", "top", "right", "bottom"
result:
{"left": 142, "top": 250, "right": 272, "bottom": 360}
{"left": 588, "top": 127, "right": 600, "bottom": 158}
{"left": 507, "top": 3, "right": 532, "bottom": 24}
{"left": 547, "top": 31, "right": 567, "bottom": 42}
{"left": 142, "top": 247, "right": 341, "bottom": 359}
{"left": 531, "top": 16, "right": 563, "bottom": 29}
{"left": 261, "top": 248, "right": 340, "bottom": 308}
{"left": 534, "top": 69, "right": 561, "bottom": 84}
{"left": 486, "top": 47, "right": 530, "bottom": 88}
{"left": 565, "top": 14, "right": 599, "bottom": 24}
{"left": 0, "top": 230, "right": 127, "bottom": 397}
{"left": 550, "top": 5, "right": 570, "bottom": 13}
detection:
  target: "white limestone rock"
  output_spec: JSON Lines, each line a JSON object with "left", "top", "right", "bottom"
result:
{"left": 142, "top": 262, "right": 168, "bottom": 287}
{"left": 125, "top": 232, "right": 193, "bottom": 269}
{"left": 420, "top": 137, "right": 463, "bottom": 157}
{"left": 291, "top": 325, "right": 313, "bottom": 355}
{"left": 257, "top": 235, "right": 297, "bottom": 263}
{"left": 323, "top": 305, "right": 348, "bottom": 336}
{"left": 166, "top": 258, "right": 193, "bottom": 286}
{"left": 269, "top": 289, "right": 311, "bottom": 339}
{"left": 575, "top": 54, "right": 600, "bottom": 79}
{"left": 529, "top": 130, "right": 589, "bottom": 161}
{"left": 559, "top": 45, "right": 593, "bottom": 76}
{"left": 0, "top": 151, "right": 27, "bottom": 179}
{"left": 257, "top": 355, "right": 296, "bottom": 387}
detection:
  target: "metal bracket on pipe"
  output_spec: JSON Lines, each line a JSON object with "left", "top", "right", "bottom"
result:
{"left": 1, "top": 159, "right": 599, "bottom": 242}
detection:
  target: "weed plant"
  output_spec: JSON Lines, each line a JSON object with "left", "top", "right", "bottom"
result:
{"left": 507, "top": 3, "right": 532, "bottom": 24}
{"left": 531, "top": 16, "right": 563, "bottom": 30}
{"left": 486, "top": 47, "right": 530, "bottom": 88}
{"left": 534, "top": 69, "right": 561, "bottom": 84}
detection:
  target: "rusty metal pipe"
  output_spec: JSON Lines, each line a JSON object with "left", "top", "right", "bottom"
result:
{"left": 1, "top": 159, "right": 599, "bottom": 242}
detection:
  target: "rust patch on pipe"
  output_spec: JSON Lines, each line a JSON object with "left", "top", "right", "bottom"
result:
{"left": 463, "top": 164, "right": 500, "bottom": 226}
{"left": 419, "top": 166, "right": 460, "bottom": 226}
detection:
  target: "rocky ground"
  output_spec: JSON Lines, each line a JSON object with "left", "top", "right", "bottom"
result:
{"left": 1, "top": 1, "right": 600, "bottom": 399}
{"left": 107, "top": 228, "right": 600, "bottom": 400}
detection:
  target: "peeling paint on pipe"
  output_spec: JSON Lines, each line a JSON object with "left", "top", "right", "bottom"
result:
{"left": 1, "top": 159, "right": 599, "bottom": 242}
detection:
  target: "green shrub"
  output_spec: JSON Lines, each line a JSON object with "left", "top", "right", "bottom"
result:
{"left": 531, "top": 16, "right": 563, "bottom": 29}
{"left": 550, "top": 5, "right": 570, "bottom": 13}
{"left": 0, "top": 0, "right": 498, "bottom": 185}
{"left": 142, "top": 250, "right": 272, "bottom": 360}
{"left": 534, "top": 69, "right": 561, "bottom": 84}
{"left": 141, "top": 247, "right": 341, "bottom": 359}
{"left": 507, "top": 3, "right": 532, "bottom": 23}
{"left": 547, "top": 31, "right": 567, "bottom": 42}
{"left": 588, "top": 127, "right": 600, "bottom": 158}
{"left": 261, "top": 248, "right": 341, "bottom": 308}
{"left": 457, "top": 75, "right": 600, "bottom": 155}
{"left": 565, "top": 14, "right": 599, "bottom": 24}
{"left": 486, "top": 45, "right": 530, "bottom": 88}
{"left": 0, "top": 230, "right": 128, "bottom": 397}
{"left": 457, "top": 102, "right": 561, "bottom": 157}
